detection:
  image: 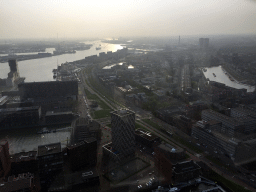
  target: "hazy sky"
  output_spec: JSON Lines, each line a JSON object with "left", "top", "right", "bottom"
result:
{"left": 1, "top": 0, "right": 256, "bottom": 39}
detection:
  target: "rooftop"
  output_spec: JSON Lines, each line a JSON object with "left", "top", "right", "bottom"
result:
{"left": 68, "top": 137, "right": 97, "bottom": 149}
{"left": 10, "top": 151, "right": 37, "bottom": 162}
{"left": 38, "top": 142, "right": 61, "bottom": 156}
{"left": 19, "top": 80, "right": 77, "bottom": 85}
{"left": 135, "top": 129, "right": 158, "bottom": 141}
{"left": 49, "top": 168, "right": 99, "bottom": 191}
{"left": 202, "top": 109, "right": 242, "bottom": 126}
{"left": 0, "top": 106, "right": 40, "bottom": 113}
{"left": 194, "top": 125, "right": 241, "bottom": 144}
{"left": 158, "top": 143, "right": 183, "bottom": 153}
{"left": 0, "top": 173, "right": 34, "bottom": 192}
{"left": 172, "top": 160, "right": 201, "bottom": 174}
{"left": 45, "top": 111, "right": 73, "bottom": 116}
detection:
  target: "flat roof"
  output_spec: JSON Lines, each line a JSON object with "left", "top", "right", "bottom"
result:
{"left": 208, "top": 120, "right": 221, "bottom": 125}
{"left": 68, "top": 137, "right": 96, "bottom": 149}
{"left": 0, "top": 106, "right": 40, "bottom": 113}
{"left": 45, "top": 111, "right": 73, "bottom": 116}
{"left": 10, "top": 151, "right": 37, "bottom": 162}
{"left": 194, "top": 125, "right": 241, "bottom": 144}
{"left": 158, "top": 143, "right": 183, "bottom": 153}
{"left": 19, "top": 80, "right": 78, "bottom": 85}
{"left": 135, "top": 129, "right": 158, "bottom": 141}
{"left": 38, "top": 142, "right": 61, "bottom": 156}
{"left": 202, "top": 109, "right": 241, "bottom": 126}
{"left": 172, "top": 160, "right": 201, "bottom": 174}
{"left": 196, "top": 120, "right": 221, "bottom": 126}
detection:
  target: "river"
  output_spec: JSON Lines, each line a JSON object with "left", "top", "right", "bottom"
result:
{"left": 0, "top": 40, "right": 123, "bottom": 154}
{"left": 0, "top": 41, "right": 123, "bottom": 82}
{"left": 203, "top": 66, "right": 255, "bottom": 92}
{"left": 0, "top": 127, "right": 71, "bottom": 154}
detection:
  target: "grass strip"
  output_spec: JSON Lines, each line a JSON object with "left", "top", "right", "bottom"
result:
{"left": 209, "top": 170, "right": 251, "bottom": 192}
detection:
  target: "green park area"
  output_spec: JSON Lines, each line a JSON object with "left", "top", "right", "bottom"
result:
{"left": 209, "top": 170, "right": 251, "bottom": 192}
{"left": 84, "top": 88, "right": 113, "bottom": 119}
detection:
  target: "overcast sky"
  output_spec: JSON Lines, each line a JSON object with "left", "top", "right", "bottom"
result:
{"left": 1, "top": 0, "right": 256, "bottom": 39}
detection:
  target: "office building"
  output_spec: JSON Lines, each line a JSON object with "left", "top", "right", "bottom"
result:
{"left": 154, "top": 147, "right": 173, "bottom": 183}
{"left": 111, "top": 109, "right": 136, "bottom": 158}
{"left": 0, "top": 106, "right": 41, "bottom": 128}
{"left": 202, "top": 109, "right": 243, "bottom": 137}
{"left": 192, "top": 121, "right": 239, "bottom": 158}
{"left": 45, "top": 111, "right": 74, "bottom": 125}
{"left": 192, "top": 120, "right": 256, "bottom": 165}
{"left": 37, "top": 143, "right": 63, "bottom": 188}
{"left": 18, "top": 81, "right": 78, "bottom": 101}
{"left": 102, "top": 109, "right": 135, "bottom": 163}
{"left": 67, "top": 138, "right": 97, "bottom": 171}
{"left": 18, "top": 81, "right": 78, "bottom": 115}
{"left": 230, "top": 107, "right": 256, "bottom": 133}
{"left": 72, "top": 118, "right": 101, "bottom": 143}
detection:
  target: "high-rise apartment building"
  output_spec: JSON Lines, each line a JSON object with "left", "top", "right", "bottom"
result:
{"left": 111, "top": 109, "right": 136, "bottom": 158}
{"left": 199, "top": 38, "right": 209, "bottom": 49}
{"left": 0, "top": 140, "right": 11, "bottom": 177}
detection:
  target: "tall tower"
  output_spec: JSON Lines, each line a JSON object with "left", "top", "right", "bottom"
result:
{"left": 179, "top": 35, "right": 180, "bottom": 46}
{"left": 111, "top": 109, "right": 135, "bottom": 158}
{"left": 199, "top": 38, "right": 210, "bottom": 49}
{"left": 199, "top": 38, "right": 204, "bottom": 49}
{"left": 8, "top": 59, "right": 19, "bottom": 73}
{"left": 204, "top": 38, "right": 209, "bottom": 48}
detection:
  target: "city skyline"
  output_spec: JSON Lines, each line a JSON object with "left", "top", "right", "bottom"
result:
{"left": 1, "top": 0, "right": 256, "bottom": 39}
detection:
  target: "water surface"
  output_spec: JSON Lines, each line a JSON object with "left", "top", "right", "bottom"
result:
{"left": 203, "top": 66, "right": 254, "bottom": 92}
